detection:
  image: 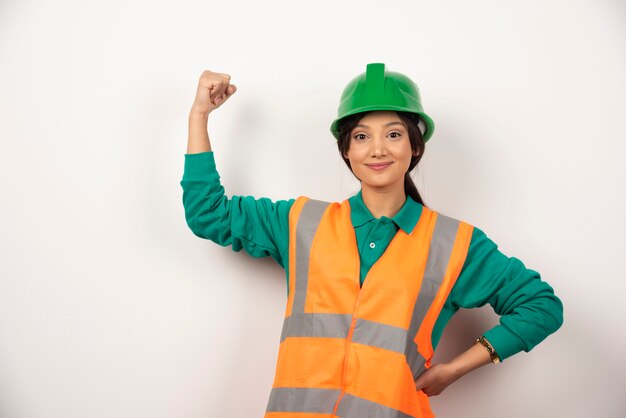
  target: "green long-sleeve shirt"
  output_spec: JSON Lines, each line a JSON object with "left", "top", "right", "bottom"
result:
{"left": 180, "top": 151, "right": 563, "bottom": 362}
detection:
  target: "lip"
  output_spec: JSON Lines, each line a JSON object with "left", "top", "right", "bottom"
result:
{"left": 366, "top": 162, "right": 393, "bottom": 171}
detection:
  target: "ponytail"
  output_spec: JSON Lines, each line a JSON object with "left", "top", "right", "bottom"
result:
{"left": 404, "top": 173, "right": 425, "bottom": 205}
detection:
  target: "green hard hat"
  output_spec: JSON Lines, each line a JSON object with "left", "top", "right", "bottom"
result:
{"left": 330, "top": 63, "right": 435, "bottom": 142}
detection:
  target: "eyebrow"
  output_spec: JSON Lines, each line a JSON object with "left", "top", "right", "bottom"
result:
{"left": 354, "top": 121, "right": 405, "bottom": 129}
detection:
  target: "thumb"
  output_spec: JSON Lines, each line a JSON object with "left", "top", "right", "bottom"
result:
{"left": 414, "top": 374, "right": 426, "bottom": 390}
{"left": 414, "top": 367, "right": 434, "bottom": 391}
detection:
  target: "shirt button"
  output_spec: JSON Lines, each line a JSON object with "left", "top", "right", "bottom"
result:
{"left": 369, "top": 242, "right": 376, "bottom": 249}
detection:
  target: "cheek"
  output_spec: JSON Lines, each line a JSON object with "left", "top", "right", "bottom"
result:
{"left": 345, "top": 145, "right": 367, "bottom": 162}
{"left": 392, "top": 143, "right": 414, "bottom": 163}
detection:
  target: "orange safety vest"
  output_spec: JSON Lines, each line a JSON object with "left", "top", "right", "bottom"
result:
{"left": 264, "top": 196, "right": 474, "bottom": 418}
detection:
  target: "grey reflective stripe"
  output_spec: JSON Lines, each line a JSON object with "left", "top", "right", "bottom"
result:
{"left": 266, "top": 387, "right": 341, "bottom": 413}
{"left": 280, "top": 312, "right": 352, "bottom": 341}
{"left": 336, "top": 392, "right": 415, "bottom": 418}
{"left": 423, "top": 213, "right": 460, "bottom": 286}
{"left": 280, "top": 314, "right": 408, "bottom": 352}
{"left": 405, "top": 213, "right": 460, "bottom": 379}
{"left": 352, "top": 318, "right": 407, "bottom": 353}
{"left": 293, "top": 199, "right": 330, "bottom": 315}
{"left": 266, "top": 388, "right": 415, "bottom": 418}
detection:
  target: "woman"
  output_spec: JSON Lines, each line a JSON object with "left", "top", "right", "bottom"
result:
{"left": 180, "top": 63, "right": 563, "bottom": 418}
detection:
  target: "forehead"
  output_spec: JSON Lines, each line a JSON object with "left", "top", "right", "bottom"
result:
{"left": 354, "top": 111, "right": 404, "bottom": 129}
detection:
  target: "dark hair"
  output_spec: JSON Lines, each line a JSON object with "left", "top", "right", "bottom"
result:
{"left": 336, "top": 111, "right": 427, "bottom": 206}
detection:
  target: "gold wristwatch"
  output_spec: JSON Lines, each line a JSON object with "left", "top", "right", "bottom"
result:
{"left": 475, "top": 336, "right": 501, "bottom": 364}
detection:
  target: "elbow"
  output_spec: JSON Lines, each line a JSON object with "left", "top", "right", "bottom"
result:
{"left": 184, "top": 212, "right": 233, "bottom": 245}
{"left": 184, "top": 214, "right": 207, "bottom": 239}
{"left": 552, "top": 296, "right": 564, "bottom": 334}
{"left": 542, "top": 293, "right": 564, "bottom": 337}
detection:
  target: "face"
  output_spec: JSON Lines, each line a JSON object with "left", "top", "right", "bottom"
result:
{"left": 343, "top": 111, "right": 417, "bottom": 193}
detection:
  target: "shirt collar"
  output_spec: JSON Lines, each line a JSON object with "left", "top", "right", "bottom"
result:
{"left": 347, "top": 190, "right": 423, "bottom": 234}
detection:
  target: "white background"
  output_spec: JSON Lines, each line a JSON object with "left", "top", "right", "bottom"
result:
{"left": 1, "top": 0, "right": 625, "bottom": 417}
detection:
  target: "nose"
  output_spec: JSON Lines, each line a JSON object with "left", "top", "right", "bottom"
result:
{"left": 370, "top": 135, "right": 387, "bottom": 157}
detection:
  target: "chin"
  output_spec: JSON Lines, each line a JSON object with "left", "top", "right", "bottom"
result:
{"left": 363, "top": 180, "right": 399, "bottom": 189}
{"left": 361, "top": 175, "right": 406, "bottom": 189}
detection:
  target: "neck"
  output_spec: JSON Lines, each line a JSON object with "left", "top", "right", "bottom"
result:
{"left": 361, "top": 182, "right": 407, "bottom": 219}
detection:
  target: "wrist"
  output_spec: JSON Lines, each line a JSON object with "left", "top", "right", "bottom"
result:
{"left": 189, "top": 107, "right": 210, "bottom": 119}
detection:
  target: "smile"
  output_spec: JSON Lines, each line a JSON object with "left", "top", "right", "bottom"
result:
{"left": 366, "top": 162, "right": 392, "bottom": 171}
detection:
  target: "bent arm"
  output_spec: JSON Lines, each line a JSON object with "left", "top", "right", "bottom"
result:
{"left": 180, "top": 151, "right": 293, "bottom": 267}
{"left": 417, "top": 226, "right": 564, "bottom": 395}
{"left": 182, "top": 109, "right": 293, "bottom": 267}
{"left": 450, "top": 226, "right": 564, "bottom": 361}
{"left": 181, "top": 74, "right": 293, "bottom": 275}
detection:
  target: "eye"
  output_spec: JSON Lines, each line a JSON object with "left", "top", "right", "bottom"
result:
{"left": 388, "top": 131, "right": 402, "bottom": 139}
{"left": 353, "top": 133, "right": 367, "bottom": 141}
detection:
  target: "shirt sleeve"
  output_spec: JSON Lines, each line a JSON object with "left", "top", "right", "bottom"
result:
{"left": 447, "top": 226, "right": 564, "bottom": 361}
{"left": 179, "top": 151, "right": 294, "bottom": 268}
